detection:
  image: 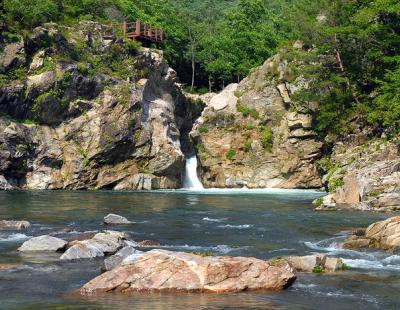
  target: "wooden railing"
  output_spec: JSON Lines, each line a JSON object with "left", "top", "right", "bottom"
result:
{"left": 122, "top": 19, "right": 164, "bottom": 43}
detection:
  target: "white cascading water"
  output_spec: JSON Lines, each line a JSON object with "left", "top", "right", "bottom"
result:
{"left": 183, "top": 156, "right": 204, "bottom": 190}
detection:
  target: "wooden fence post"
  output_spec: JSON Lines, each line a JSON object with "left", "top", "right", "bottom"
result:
{"left": 123, "top": 20, "right": 127, "bottom": 36}
{"left": 136, "top": 19, "right": 140, "bottom": 37}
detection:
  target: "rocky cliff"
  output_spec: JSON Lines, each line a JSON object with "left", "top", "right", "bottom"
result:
{"left": 191, "top": 53, "right": 323, "bottom": 189}
{"left": 0, "top": 21, "right": 201, "bottom": 190}
{"left": 316, "top": 137, "right": 400, "bottom": 211}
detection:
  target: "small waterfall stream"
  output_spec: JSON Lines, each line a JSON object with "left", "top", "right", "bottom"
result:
{"left": 183, "top": 156, "right": 204, "bottom": 190}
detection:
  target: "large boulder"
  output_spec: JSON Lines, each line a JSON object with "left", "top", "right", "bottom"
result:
{"left": 343, "top": 216, "right": 400, "bottom": 250}
{"left": 80, "top": 249, "right": 296, "bottom": 294}
{"left": 18, "top": 235, "right": 67, "bottom": 252}
{"left": 60, "top": 230, "right": 127, "bottom": 260}
{"left": 0, "top": 220, "right": 31, "bottom": 230}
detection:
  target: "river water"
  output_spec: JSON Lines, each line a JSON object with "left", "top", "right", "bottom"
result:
{"left": 0, "top": 190, "right": 399, "bottom": 309}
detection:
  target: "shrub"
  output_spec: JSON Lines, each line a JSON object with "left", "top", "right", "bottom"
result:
{"left": 199, "top": 126, "right": 209, "bottom": 134}
{"left": 244, "top": 124, "right": 254, "bottom": 130}
{"left": 236, "top": 103, "right": 259, "bottom": 119}
{"left": 260, "top": 126, "right": 273, "bottom": 151}
{"left": 226, "top": 148, "right": 235, "bottom": 160}
{"left": 312, "top": 266, "right": 325, "bottom": 273}
{"left": 244, "top": 139, "right": 252, "bottom": 152}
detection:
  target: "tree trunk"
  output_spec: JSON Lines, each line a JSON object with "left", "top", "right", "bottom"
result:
{"left": 208, "top": 76, "right": 212, "bottom": 92}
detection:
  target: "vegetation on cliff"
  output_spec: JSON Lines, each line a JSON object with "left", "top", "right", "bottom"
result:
{"left": 1, "top": 0, "right": 399, "bottom": 138}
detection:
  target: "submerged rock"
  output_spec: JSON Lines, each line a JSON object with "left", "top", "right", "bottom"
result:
{"left": 0, "top": 220, "right": 31, "bottom": 230}
{"left": 60, "top": 231, "right": 127, "bottom": 260}
{"left": 103, "top": 214, "right": 132, "bottom": 225}
{"left": 343, "top": 216, "right": 400, "bottom": 251}
{"left": 80, "top": 249, "right": 296, "bottom": 294}
{"left": 102, "top": 246, "right": 143, "bottom": 271}
{"left": 18, "top": 235, "right": 67, "bottom": 252}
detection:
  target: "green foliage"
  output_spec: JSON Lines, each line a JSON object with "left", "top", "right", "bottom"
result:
{"left": 260, "top": 126, "right": 273, "bottom": 151}
{"left": 244, "top": 124, "right": 254, "bottom": 130}
{"left": 244, "top": 139, "right": 252, "bottom": 152}
{"left": 236, "top": 103, "right": 259, "bottom": 119}
{"left": 199, "top": 126, "right": 209, "bottom": 134}
{"left": 329, "top": 178, "right": 344, "bottom": 192}
{"left": 341, "top": 263, "right": 349, "bottom": 271}
{"left": 314, "top": 197, "right": 323, "bottom": 206}
{"left": 226, "top": 148, "right": 236, "bottom": 160}
{"left": 312, "top": 266, "right": 325, "bottom": 274}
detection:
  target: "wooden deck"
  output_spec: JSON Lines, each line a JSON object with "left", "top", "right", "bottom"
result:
{"left": 122, "top": 19, "right": 164, "bottom": 43}
{"left": 103, "top": 19, "right": 164, "bottom": 43}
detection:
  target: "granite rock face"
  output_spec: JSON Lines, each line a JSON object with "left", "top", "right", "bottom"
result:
{"left": 191, "top": 54, "right": 323, "bottom": 189}
{"left": 0, "top": 22, "right": 202, "bottom": 190}
{"left": 316, "top": 138, "right": 400, "bottom": 211}
{"left": 80, "top": 249, "right": 296, "bottom": 294}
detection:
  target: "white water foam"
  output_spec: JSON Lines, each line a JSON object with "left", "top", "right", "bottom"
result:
{"left": 182, "top": 156, "right": 204, "bottom": 190}
{"left": 304, "top": 236, "right": 400, "bottom": 272}
{"left": 217, "top": 224, "right": 254, "bottom": 229}
{"left": 0, "top": 233, "right": 30, "bottom": 242}
{"left": 202, "top": 217, "right": 227, "bottom": 223}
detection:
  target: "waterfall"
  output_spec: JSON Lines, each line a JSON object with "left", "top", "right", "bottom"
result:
{"left": 183, "top": 156, "right": 204, "bottom": 190}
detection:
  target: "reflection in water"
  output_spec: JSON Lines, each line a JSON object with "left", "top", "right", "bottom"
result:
{"left": 0, "top": 190, "right": 399, "bottom": 309}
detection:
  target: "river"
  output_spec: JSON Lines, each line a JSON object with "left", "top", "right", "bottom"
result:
{"left": 0, "top": 190, "right": 399, "bottom": 309}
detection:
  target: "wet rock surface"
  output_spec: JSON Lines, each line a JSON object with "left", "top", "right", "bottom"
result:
{"left": 80, "top": 249, "right": 296, "bottom": 294}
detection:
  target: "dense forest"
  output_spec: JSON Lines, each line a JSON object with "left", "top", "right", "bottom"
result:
{"left": 1, "top": 0, "right": 399, "bottom": 136}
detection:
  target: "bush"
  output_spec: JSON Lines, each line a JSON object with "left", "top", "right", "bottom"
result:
{"left": 226, "top": 148, "right": 235, "bottom": 160}
{"left": 199, "top": 126, "right": 209, "bottom": 134}
{"left": 244, "top": 123, "right": 254, "bottom": 130}
{"left": 236, "top": 103, "right": 259, "bottom": 119}
{"left": 244, "top": 139, "right": 252, "bottom": 152}
{"left": 312, "top": 266, "right": 325, "bottom": 273}
{"left": 260, "top": 126, "right": 273, "bottom": 151}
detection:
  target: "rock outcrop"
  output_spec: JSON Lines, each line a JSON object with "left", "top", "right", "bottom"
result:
{"left": 315, "top": 138, "right": 400, "bottom": 211}
{"left": 18, "top": 235, "right": 67, "bottom": 252}
{"left": 80, "top": 249, "right": 296, "bottom": 294}
{"left": 343, "top": 216, "right": 400, "bottom": 251}
{"left": 0, "top": 21, "right": 202, "bottom": 190}
{"left": 191, "top": 54, "right": 323, "bottom": 189}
